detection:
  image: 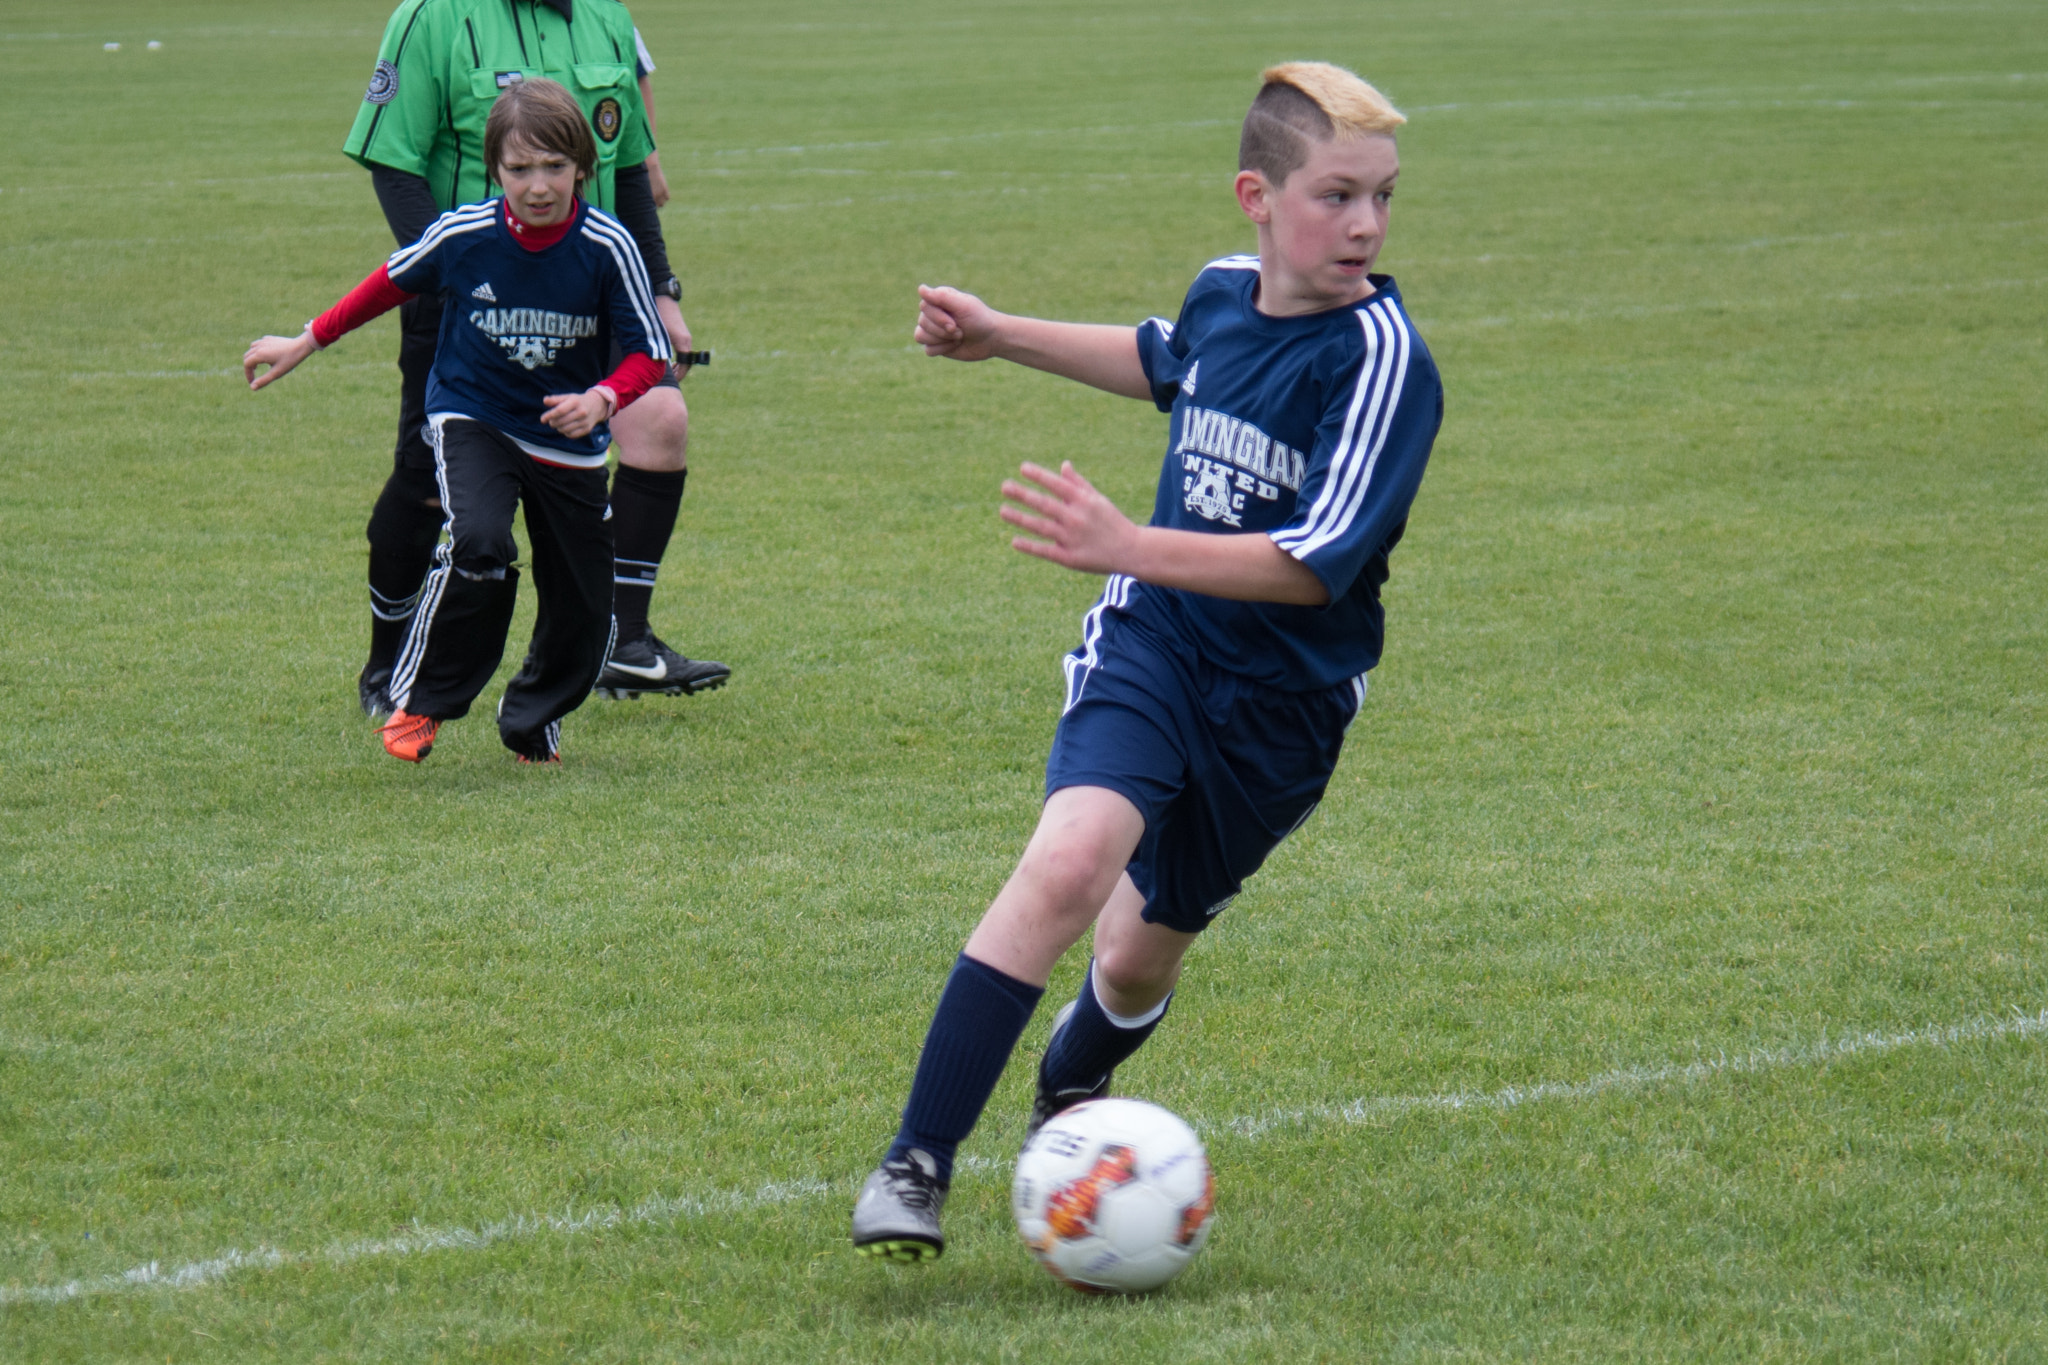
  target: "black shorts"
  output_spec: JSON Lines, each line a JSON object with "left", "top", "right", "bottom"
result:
{"left": 608, "top": 338, "right": 680, "bottom": 390}
{"left": 1045, "top": 613, "right": 1365, "bottom": 934}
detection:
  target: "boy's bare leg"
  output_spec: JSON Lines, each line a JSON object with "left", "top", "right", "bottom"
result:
{"left": 1088, "top": 874, "right": 1197, "bottom": 1017}
{"left": 856, "top": 793, "right": 1210, "bottom": 1259}
{"left": 863, "top": 788, "right": 1141, "bottom": 1189}
{"left": 1022, "top": 852, "right": 1197, "bottom": 1137}
{"left": 963, "top": 785, "right": 1147, "bottom": 985}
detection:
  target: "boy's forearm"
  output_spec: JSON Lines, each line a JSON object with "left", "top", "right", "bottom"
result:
{"left": 1122, "top": 527, "right": 1329, "bottom": 606}
{"left": 989, "top": 317, "right": 1151, "bottom": 399}
{"left": 312, "top": 265, "right": 416, "bottom": 347}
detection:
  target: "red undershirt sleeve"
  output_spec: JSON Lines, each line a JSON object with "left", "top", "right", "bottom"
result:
{"left": 311, "top": 265, "right": 416, "bottom": 348}
{"left": 596, "top": 350, "right": 666, "bottom": 412}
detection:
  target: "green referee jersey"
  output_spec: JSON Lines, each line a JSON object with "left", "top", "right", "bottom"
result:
{"left": 344, "top": 0, "right": 653, "bottom": 213}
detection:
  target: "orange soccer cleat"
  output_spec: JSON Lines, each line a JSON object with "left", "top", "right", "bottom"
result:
{"left": 378, "top": 709, "right": 440, "bottom": 763}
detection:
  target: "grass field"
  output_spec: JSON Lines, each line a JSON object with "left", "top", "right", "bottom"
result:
{"left": 4, "top": 0, "right": 2046, "bottom": 1359}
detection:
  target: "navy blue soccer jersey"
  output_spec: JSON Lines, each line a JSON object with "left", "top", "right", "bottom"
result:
{"left": 1115, "top": 255, "right": 1444, "bottom": 691}
{"left": 384, "top": 197, "right": 670, "bottom": 465}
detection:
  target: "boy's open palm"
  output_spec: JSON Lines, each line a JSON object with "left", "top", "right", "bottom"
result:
{"left": 1002, "top": 461, "right": 1140, "bottom": 574}
{"left": 914, "top": 285, "right": 1001, "bottom": 361}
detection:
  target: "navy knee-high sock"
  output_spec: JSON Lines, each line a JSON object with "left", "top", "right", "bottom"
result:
{"left": 1040, "top": 958, "right": 1172, "bottom": 1099}
{"left": 886, "top": 954, "right": 1044, "bottom": 1183}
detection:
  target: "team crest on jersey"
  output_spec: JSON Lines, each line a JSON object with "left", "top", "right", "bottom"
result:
{"left": 469, "top": 306, "right": 600, "bottom": 370}
{"left": 1183, "top": 459, "right": 1243, "bottom": 526}
{"left": 365, "top": 59, "right": 399, "bottom": 105}
{"left": 593, "top": 97, "right": 622, "bottom": 143}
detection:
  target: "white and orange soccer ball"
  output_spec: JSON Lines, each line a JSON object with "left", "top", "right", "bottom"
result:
{"left": 1011, "top": 1097, "right": 1215, "bottom": 1293}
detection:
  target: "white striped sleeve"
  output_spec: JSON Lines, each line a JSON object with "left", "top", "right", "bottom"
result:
{"left": 1269, "top": 297, "right": 1426, "bottom": 591}
{"left": 384, "top": 202, "right": 497, "bottom": 291}
{"left": 580, "top": 211, "right": 672, "bottom": 361}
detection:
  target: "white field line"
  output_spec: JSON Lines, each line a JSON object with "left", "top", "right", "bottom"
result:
{"left": 1225, "top": 1007, "right": 2048, "bottom": 1139}
{"left": 2, "top": 1180, "right": 832, "bottom": 1308}
{"left": 4, "top": 1005, "right": 2044, "bottom": 1309}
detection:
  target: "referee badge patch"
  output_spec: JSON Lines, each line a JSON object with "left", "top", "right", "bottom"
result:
{"left": 365, "top": 59, "right": 399, "bottom": 105}
{"left": 593, "top": 97, "right": 622, "bottom": 143}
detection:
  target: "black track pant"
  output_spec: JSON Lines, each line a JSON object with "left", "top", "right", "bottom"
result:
{"left": 390, "top": 418, "right": 614, "bottom": 757}
{"left": 361, "top": 294, "right": 449, "bottom": 679}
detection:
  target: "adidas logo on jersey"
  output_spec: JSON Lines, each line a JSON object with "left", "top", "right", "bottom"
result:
{"left": 1181, "top": 360, "right": 1199, "bottom": 396}
{"left": 471, "top": 282, "right": 498, "bottom": 302}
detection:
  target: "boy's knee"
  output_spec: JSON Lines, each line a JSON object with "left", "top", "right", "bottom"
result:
{"left": 446, "top": 533, "right": 516, "bottom": 580}
{"left": 1017, "top": 838, "right": 1122, "bottom": 917}
{"left": 1092, "top": 935, "right": 1179, "bottom": 1000}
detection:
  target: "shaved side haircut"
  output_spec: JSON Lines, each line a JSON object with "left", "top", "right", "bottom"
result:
{"left": 1239, "top": 61, "right": 1406, "bottom": 187}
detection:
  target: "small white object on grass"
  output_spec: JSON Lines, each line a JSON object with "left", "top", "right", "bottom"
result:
{"left": 147, "top": 40, "right": 162, "bottom": 50}
{"left": 104, "top": 42, "right": 120, "bottom": 51}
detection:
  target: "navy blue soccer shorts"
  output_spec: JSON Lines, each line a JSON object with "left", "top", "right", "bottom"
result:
{"left": 1044, "top": 613, "right": 1366, "bottom": 934}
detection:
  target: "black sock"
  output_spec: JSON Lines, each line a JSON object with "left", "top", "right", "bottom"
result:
{"left": 366, "top": 585, "right": 422, "bottom": 679}
{"left": 608, "top": 464, "right": 686, "bottom": 643}
{"left": 364, "top": 468, "right": 443, "bottom": 673}
{"left": 886, "top": 954, "right": 1044, "bottom": 1183}
{"left": 1040, "top": 958, "right": 1172, "bottom": 1099}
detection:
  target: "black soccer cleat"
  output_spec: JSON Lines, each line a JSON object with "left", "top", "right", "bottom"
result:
{"left": 595, "top": 632, "right": 731, "bottom": 700}
{"left": 501, "top": 718, "right": 562, "bottom": 766}
{"left": 851, "top": 1148, "right": 948, "bottom": 1263}
{"left": 1024, "top": 1000, "right": 1113, "bottom": 1147}
{"left": 358, "top": 664, "right": 394, "bottom": 721}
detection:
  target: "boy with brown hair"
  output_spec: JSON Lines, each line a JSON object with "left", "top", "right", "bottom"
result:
{"left": 852, "top": 62, "right": 1444, "bottom": 1262}
{"left": 244, "top": 78, "right": 673, "bottom": 764}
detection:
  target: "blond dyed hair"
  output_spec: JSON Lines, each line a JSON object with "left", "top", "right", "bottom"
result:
{"left": 1239, "top": 62, "right": 1405, "bottom": 186}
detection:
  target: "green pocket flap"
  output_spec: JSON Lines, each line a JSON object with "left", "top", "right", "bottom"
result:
{"left": 571, "top": 63, "right": 631, "bottom": 91}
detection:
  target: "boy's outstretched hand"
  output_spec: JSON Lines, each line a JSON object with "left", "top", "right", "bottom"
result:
{"left": 1001, "top": 461, "right": 1140, "bottom": 575}
{"left": 914, "top": 285, "right": 1002, "bottom": 361}
{"left": 243, "top": 331, "right": 318, "bottom": 390}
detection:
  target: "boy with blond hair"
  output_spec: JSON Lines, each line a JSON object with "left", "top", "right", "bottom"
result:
{"left": 852, "top": 62, "right": 1444, "bottom": 1262}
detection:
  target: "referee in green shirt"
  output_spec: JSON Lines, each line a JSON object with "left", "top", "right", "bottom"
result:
{"left": 345, "top": 0, "right": 729, "bottom": 716}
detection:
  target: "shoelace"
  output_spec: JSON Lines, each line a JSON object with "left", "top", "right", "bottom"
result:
{"left": 881, "top": 1162, "right": 944, "bottom": 1212}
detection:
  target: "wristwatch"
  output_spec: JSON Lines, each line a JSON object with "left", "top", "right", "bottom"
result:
{"left": 658, "top": 276, "right": 682, "bottom": 302}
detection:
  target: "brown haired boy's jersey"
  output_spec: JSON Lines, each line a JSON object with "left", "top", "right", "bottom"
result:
{"left": 344, "top": 0, "right": 653, "bottom": 213}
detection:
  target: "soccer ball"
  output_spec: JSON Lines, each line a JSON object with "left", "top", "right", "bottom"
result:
{"left": 1012, "top": 1097, "right": 1215, "bottom": 1293}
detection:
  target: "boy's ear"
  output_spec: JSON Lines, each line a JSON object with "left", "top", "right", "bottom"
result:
{"left": 1234, "top": 169, "right": 1275, "bottom": 225}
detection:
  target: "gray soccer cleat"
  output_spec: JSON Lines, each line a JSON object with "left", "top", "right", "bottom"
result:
{"left": 850, "top": 1148, "right": 948, "bottom": 1263}
{"left": 1024, "top": 1000, "right": 1113, "bottom": 1146}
